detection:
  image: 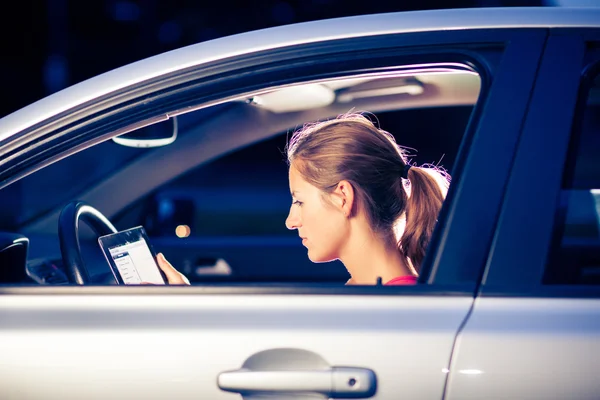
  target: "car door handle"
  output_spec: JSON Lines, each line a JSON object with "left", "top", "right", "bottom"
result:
{"left": 218, "top": 366, "right": 376, "bottom": 398}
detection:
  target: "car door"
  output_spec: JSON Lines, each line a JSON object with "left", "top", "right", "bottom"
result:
{"left": 445, "top": 30, "right": 600, "bottom": 400}
{"left": 0, "top": 14, "right": 548, "bottom": 400}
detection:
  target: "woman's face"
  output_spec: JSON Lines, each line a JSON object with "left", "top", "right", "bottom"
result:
{"left": 285, "top": 164, "right": 348, "bottom": 262}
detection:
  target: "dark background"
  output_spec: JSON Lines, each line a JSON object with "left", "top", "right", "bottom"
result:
{"left": 1, "top": 0, "right": 566, "bottom": 119}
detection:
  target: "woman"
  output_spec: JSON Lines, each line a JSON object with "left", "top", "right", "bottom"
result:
{"left": 157, "top": 113, "right": 450, "bottom": 285}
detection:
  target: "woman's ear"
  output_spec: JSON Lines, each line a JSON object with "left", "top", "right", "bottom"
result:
{"left": 333, "top": 180, "right": 355, "bottom": 217}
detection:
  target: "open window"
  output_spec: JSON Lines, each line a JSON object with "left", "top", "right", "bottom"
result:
{"left": 1, "top": 27, "right": 542, "bottom": 288}
{"left": 112, "top": 67, "right": 481, "bottom": 283}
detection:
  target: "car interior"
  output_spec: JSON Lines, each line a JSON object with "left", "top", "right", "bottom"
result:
{"left": 1, "top": 66, "right": 485, "bottom": 285}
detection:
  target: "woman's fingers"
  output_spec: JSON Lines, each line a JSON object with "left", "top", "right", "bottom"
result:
{"left": 156, "top": 253, "right": 191, "bottom": 285}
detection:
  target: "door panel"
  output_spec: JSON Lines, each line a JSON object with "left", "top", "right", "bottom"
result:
{"left": 444, "top": 298, "right": 600, "bottom": 400}
{"left": 0, "top": 293, "right": 472, "bottom": 399}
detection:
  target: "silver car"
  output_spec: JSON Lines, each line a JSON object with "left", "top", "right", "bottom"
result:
{"left": 0, "top": 6, "right": 599, "bottom": 400}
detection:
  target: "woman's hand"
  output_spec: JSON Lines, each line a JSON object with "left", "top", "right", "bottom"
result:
{"left": 156, "top": 253, "right": 191, "bottom": 285}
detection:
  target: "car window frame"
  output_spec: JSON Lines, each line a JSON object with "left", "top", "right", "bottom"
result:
{"left": 0, "top": 28, "right": 549, "bottom": 295}
{"left": 480, "top": 28, "right": 600, "bottom": 298}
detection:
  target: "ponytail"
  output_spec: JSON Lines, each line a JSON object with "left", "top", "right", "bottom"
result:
{"left": 398, "top": 166, "right": 449, "bottom": 273}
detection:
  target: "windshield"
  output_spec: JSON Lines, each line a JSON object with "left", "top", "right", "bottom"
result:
{"left": 0, "top": 141, "right": 146, "bottom": 230}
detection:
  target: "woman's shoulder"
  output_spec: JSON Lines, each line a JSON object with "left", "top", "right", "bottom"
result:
{"left": 384, "top": 275, "right": 418, "bottom": 285}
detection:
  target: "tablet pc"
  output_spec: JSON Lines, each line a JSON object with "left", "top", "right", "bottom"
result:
{"left": 98, "top": 226, "right": 167, "bottom": 285}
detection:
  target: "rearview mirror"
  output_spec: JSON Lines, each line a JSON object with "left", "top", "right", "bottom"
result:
{"left": 112, "top": 117, "right": 178, "bottom": 148}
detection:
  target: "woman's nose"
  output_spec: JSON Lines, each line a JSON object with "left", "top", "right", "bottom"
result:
{"left": 285, "top": 209, "right": 300, "bottom": 230}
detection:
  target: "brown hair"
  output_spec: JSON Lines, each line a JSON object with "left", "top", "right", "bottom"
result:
{"left": 286, "top": 113, "right": 450, "bottom": 273}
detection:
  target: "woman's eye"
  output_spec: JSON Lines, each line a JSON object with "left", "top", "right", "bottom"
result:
{"left": 292, "top": 200, "right": 303, "bottom": 207}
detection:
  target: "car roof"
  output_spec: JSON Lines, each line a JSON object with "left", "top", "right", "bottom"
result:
{"left": 1, "top": 6, "right": 599, "bottom": 142}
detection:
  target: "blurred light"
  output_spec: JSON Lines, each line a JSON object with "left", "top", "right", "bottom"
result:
{"left": 195, "top": 258, "right": 232, "bottom": 276}
{"left": 459, "top": 369, "right": 484, "bottom": 375}
{"left": 252, "top": 84, "right": 335, "bottom": 113}
{"left": 43, "top": 54, "right": 68, "bottom": 94}
{"left": 337, "top": 84, "right": 424, "bottom": 103}
{"left": 175, "top": 225, "right": 191, "bottom": 238}
{"left": 158, "top": 21, "right": 183, "bottom": 44}
{"left": 111, "top": 1, "right": 140, "bottom": 22}
{"left": 158, "top": 199, "right": 174, "bottom": 220}
{"left": 442, "top": 368, "right": 450, "bottom": 374}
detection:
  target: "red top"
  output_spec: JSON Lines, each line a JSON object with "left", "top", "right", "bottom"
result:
{"left": 385, "top": 276, "right": 418, "bottom": 285}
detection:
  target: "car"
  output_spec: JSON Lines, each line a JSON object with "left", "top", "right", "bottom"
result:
{"left": 0, "top": 6, "right": 600, "bottom": 400}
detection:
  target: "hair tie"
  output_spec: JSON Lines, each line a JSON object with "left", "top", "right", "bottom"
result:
{"left": 401, "top": 164, "right": 411, "bottom": 179}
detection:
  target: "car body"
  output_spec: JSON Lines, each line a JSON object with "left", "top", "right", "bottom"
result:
{"left": 0, "top": 6, "right": 599, "bottom": 400}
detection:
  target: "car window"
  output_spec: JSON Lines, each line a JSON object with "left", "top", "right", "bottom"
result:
{"left": 544, "top": 70, "right": 600, "bottom": 285}
{"left": 9, "top": 62, "right": 498, "bottom": 286}
{"left": 112, "top": 101, "right": 476, "bottom": 283}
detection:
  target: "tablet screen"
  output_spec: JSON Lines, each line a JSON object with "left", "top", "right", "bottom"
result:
{"left": 99, "top": 227, "right": 166, "bottom": 285}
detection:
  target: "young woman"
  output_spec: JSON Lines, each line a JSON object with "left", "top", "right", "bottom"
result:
{"left": 157, "top": 113, "right": 450, "bottom": 285}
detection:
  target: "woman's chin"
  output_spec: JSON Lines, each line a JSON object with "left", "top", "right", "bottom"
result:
{"left": 307, "top": 249, "right": 335, "bottom": 264}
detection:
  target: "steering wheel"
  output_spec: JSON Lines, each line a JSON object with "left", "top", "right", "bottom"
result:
{"left": 58, "top": 201, "right": 118, "bottom": 284}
